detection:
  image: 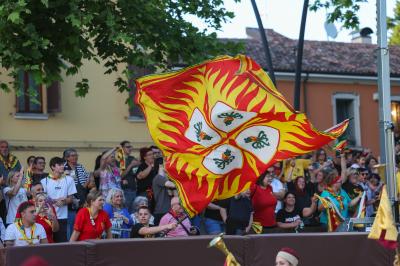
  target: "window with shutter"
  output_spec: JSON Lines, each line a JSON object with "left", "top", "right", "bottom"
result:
{"left": 128, "top": 66, "right": 154, "bottom": 120}
{"left": 332, "top": 93, "right": 361, "bottom": 147}
{"left": 47, "top": 81, "right": 62, "bottom": 113}
{"left": 16, "top": 71, "right": 43, "bottom": 114}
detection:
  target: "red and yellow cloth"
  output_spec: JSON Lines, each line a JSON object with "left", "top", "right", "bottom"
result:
{"left": 0, "top": 153, "right": 19, "bottom": 171}
{"left": 115, "top": 147, "right": 126, "bottom": 171}
{"left": 333, "top": 139, "right": 348, "bottom": 153}
{"left": 315, "top": 194, "right": 345, "bottom": 232}
{"left": 136, "top": 55, "right": 349, "bottom": 216}
{"left": 368, "top": 185, "right": 398, "bottom": 250}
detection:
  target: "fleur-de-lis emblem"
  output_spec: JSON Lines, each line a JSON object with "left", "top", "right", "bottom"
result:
{"left": 244, "top": 131, "right": 270, "bottom": 149}
{"left": 217, "top": 112, "right": 243, "bottom": 126}
{"left": 194, "top": 122, "right": 213, "bottom": 142}
{"left": 213, "top": 149, "right": 235, "bottom": 170}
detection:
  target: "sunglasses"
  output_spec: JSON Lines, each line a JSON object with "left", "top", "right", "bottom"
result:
{"left": 360, "top": 173, "right": 369, "bottom": 176}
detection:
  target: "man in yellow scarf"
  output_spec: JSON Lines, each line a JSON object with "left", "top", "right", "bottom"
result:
{"left": 0, "top": 140, "right": 21, "bottom": 183}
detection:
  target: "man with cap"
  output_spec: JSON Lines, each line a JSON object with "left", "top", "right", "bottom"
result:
{"left": 275, "top": 247, "right": 299, "bottom": 266}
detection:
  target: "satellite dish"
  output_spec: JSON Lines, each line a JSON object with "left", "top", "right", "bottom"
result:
{"left": 324, "top": 21, "right": 338, "bottom": 39}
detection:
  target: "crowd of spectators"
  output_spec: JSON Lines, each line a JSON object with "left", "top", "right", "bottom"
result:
{"left": 0, "top": 138, "right": 395, "bottom": 247}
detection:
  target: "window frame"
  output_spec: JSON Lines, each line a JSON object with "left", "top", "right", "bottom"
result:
{"left": 127, "top": 66, "right": 154, "bottom": 122}
{"left": 332, "top": 92, "right": 362, "bottom": 147}
{"left": 16, "top": 71, "right": 44, "bottom": 114}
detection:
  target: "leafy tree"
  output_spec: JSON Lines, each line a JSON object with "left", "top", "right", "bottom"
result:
{"left": 388, "top": 0, "right": 400, "bottom": 45}
{"left": 0, "top": 0, "right": 243, "bottom": 98}
{"left": 310, "top": 0, "right": 366, "bottom": 29}
{"left": 311, "top": 0, "right": 400, "bottom": 45}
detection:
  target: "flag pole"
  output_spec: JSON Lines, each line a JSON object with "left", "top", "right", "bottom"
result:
{"left": 293, "top": 0, "right": 309, "bottom": 111}
{"left": 250, "top": 0, "right": 276, "bottom": 86}
{"left": 376, "top": 0, "right": 398, "bottom": 221}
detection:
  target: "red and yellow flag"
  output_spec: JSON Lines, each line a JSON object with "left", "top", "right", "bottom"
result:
{"left": 333, "top": 139, "right": 348, "bottom": 153}
{"left": 368, "top": 185, "right": 398, "bottom": 250}
{"left": 315, "top": 194, "right": 345, "bottom": 232}
{"left": 135, "top": 55, "right": 349, "bottom": 216}
{"left": 115, "top": 147, "right": 126, "bottom": 171}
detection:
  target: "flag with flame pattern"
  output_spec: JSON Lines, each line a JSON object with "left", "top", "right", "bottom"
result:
{"left": 135, "top": 55, "right": 349, "bottom": 216}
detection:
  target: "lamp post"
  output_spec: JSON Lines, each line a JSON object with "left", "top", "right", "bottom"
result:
{"left": 376, "top": 0, "right": 398, "bottom": 221}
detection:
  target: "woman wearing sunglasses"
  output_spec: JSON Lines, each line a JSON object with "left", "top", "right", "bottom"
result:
{"left": 70, "top": 190, "right": 112, "bottom": 241}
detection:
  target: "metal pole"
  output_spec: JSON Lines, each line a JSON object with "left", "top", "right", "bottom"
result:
{"left": 376, "top": 0, "right": 398, "bottom": 221}
{"left": 250, "top": 0, "right": 276, "bottom": 85}
{"left": 294, "top": 0, "right": 309, "bottom": 111}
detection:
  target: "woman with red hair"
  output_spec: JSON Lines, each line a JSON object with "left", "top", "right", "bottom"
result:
{"left": 318, "top": 169, "right": 362, "bottom": 230}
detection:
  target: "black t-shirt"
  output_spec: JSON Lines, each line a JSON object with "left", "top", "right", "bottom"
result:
{"left": 204, "top": 199, "right": 230, "bottom": 221}
{"left": 227, "top": 197, "right": 253, "bottom": 225}
{"left": 130, "top": 223, "right": 158, "bottom": 238}
{"left": 31, "top": 173, "right": 49, "bottom": 184}
{"left": 286, "top": 182, "right": 321, "bottom": 226}
{"left": 276, "top": 208, "right": 303, "bottom": 224}
{"left": 136, "top": 163, "right": 159, "bottom": 194}
{"left": 121, "top": 156, "right": 138, "bottom": 191}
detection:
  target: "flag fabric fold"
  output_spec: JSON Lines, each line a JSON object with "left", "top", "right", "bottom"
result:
{"left": 136, "top": 55, "right": 349, "bottom": 216}
{"left": 115, "top": 147, "right": 126, "bottom": 171}
{"left": 315, "top": 194, "right": 345, "bottom": 232}
{"left": 368, "top": 185, "right": 398, "bottom": 250}
{"left": 333, "top": 139, "right": 348, "bottom": 153}
{"left": 354, "top": 191, "right": 367, "bottom": 219}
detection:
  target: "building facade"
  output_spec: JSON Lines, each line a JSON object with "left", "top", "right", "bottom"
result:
{"left": 1, "top": 28, "right": 400, "bottom": 169}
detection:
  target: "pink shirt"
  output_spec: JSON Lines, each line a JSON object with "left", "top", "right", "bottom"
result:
{"left": 159, "top": 212, "right": 191, "bottom": 237}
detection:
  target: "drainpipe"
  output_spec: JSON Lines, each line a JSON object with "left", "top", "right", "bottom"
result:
{"left": 303, "top": 72, "right": 309, "bottom": 115}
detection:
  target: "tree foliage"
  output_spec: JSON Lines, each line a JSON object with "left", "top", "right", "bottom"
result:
{"left": 310, "top": 0, "right": 366, "bottom": 29}
{"left": 388, "top": 1, "right": 400, "bottom": 45}
{"left": 0, "top": 0, "right": 243, "bottom": 97}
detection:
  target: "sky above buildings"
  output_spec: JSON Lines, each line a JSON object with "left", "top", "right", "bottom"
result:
{"left": 190, "top": 0, "right": 397, "bottom": 43}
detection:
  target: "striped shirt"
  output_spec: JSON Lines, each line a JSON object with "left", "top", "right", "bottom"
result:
{"left": 65, "top": 163, "right": 89, "bottom": 186}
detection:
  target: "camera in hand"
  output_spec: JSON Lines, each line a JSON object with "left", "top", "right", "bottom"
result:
{"left": 155, "top": 157, "right": 164, "bottom": 166}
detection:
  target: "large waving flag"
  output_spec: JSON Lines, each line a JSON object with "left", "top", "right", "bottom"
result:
{"left": 136, "top": 55, "right": 349, "bottom": 216}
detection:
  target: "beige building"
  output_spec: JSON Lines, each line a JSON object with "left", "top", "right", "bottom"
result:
{"left": 0, "top": 60, "right": 153, "bottom": 171}
{"left": 3, "top": 27, "right": 400, "bottom": 171}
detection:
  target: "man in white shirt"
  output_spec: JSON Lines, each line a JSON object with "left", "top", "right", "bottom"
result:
{"left": 5, "top": 201, "right": 47, "bottom": 247}
{"left": 41, "top": 157, "right": 76, "bottom": 242}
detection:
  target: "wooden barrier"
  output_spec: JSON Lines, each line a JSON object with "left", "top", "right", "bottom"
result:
{"left": 2, "top": 233, "right": 397, "bottom": 266}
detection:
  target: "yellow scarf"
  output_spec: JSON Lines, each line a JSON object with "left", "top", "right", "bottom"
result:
{"left": 23, "top": 168, "right": 33, "bottom": 191}
{"left": 326, "top": 187, "right": 344, "bottom": 210}
{"left": 0, "top": 154, "right": 18, "bottom": 170}
{"left": 15, "top": 221, "right": 36, "bottom": 245}
{"left": 49, "top": 173, "right": 66, "bottom": 180}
